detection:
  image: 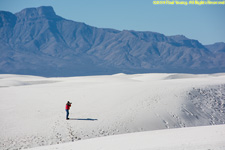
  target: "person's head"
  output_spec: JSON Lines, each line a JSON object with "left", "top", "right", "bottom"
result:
{"left": 67, "top": 101, "right": 72, "bottom": 104}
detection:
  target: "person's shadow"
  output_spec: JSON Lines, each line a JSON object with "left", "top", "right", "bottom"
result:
{"left": 68, "top": 118, "right": 98, "bottom": 121}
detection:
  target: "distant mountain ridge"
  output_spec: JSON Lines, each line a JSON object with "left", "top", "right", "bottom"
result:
{"left": 0, "top": 6, "right": 224, "bottom": 77}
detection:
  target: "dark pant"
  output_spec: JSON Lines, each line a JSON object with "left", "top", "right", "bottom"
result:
{"left": 66, "top": 109, "right": 69, "bottom": 119}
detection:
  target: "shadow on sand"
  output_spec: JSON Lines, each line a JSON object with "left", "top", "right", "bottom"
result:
{"left": 68, "top": 118, "right": 98, "bottom": 121}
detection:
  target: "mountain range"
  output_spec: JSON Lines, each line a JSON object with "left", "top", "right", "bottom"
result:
{"left": 0, "top": 6, "right": 225, "bottom": 77}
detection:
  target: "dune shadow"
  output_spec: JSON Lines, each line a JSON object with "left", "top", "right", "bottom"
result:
{"left": 68, "top": 118, "right": 98, "bottom": 121}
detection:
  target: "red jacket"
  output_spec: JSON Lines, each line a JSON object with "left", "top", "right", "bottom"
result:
{"left": 66, "top": 104, "right": 71, "bottom": 110}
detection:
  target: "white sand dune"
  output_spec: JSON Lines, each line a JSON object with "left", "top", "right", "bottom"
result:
{"left": 28, "top": 124, "right": 225, "bottom": 150}
{"left": 0, "top": 73, "right": 225, "bottom": 149}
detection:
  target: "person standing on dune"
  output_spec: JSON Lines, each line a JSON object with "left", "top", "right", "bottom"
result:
{"left": 65, "top": 101, "right": 72, "bottom": 120}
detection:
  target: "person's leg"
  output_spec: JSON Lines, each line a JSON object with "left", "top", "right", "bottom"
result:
{"left": 66, "top": 109, "right": 69, "bottom": 119}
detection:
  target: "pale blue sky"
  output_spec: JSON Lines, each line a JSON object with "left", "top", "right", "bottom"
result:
{"left": 0, "top": 0, "right": 224, "bottom": 44}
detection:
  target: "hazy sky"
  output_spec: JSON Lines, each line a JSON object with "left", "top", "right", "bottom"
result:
{"left": 0, "top": 0, "right": 225, "bottom": 44}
